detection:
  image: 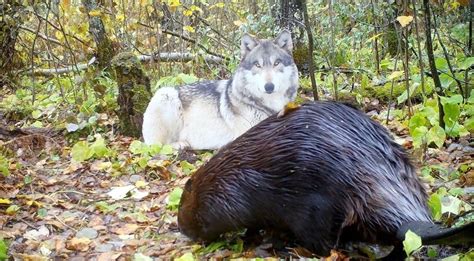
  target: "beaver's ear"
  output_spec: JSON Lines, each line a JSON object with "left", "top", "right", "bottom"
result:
{"left": 274, "top": 30, "right": 293, "bottom": 52}
{"left": 241, "top": 33, "right": 259, "bottom": 58}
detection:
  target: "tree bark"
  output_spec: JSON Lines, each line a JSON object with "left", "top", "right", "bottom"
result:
{"left": 112, "top": 52, "right": 152, "bottom": 137}
{"left": 301, "top": 0, "right": 318, "bottom": 100}
{"left": 0, "top": 1, "right": 23, "bottom": 88}
{"left": 423, "top": 0, "right": 445, "bottom": 128}
{"left": 82, "top": 0, "right": 115, "bottom": 69}
{"left": 370, "top": 0, "right": 380, "bottom": 75}
{"left": 412, "top": 0, "right": 426, "bottom": 97}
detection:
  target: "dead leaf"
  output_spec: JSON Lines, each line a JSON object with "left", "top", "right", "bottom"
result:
{"left": 66, "top": 237, "right": 91, "bottom": 251}
{"left": 112, "top": 223, "right": 139, "bottom": 235}
{"left": 397, "top": 15, "right": 413, "bottom": 27}
{"left": 97, "top": 252, "right": 122, "bottom": 261}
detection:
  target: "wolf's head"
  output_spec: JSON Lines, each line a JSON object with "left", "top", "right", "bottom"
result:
{"left": 233, "top": 30, "right": 299, "bottom": 114}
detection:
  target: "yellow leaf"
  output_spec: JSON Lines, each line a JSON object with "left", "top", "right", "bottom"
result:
{"left": 0, "top": 198, "right": 11, "bottom": 204}
{"left": 366, "top": 33, "right": 384, "bottom": 43}
{"left": 61, "top": 0, "right": 70, "bottom": 9}
{"left": 190, "top": 5, "right": 202, "bottom": 12}
{"left": 27, "top": 200, "right": 43, "bottom": 207}
{"left": 6, "top": 205, "right": 20, "bottom": 215}
{"left": 210, "top": 2, "right": 225, "bottom": 9}
{"left": 135, "top": 180, "right": 148, "bottom": 188}
{"left": 388, "top": 70, "right": 404, "bottom": 80}
{"left": 233, "top": 20, "right": 244, "bottom": 26}
{"left": 396, "top": 16, "right": 413, "bottom": 27}
{"left": 168, "top": 0, "right": 181, "bottom": 8}
{"left": 277, "top": 102, "right": 301, "bottom": 118}
{"left": 116, "top": 13, "right": 125, "bottom": 22}
{"left": 183, "top": 10, "right": 193, "bottom": 16}
{"left": 183, "top": 26, "right": 195, "bottom": 33}
{"left": 88, "top": 9, "right": 102, "bottom": 17}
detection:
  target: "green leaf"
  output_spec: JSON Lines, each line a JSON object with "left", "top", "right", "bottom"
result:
{"left": 397, "top": 83, "right": 419, "bottom": 105}
{"left": 428, "top": 193, "right": 442, "bottom": 221}
{"left": 411, "top": 126, "right": 429, "bottom": 148}
{"left": 468, "top": 90, "right": 474, "bottom": 104}
{"left": 180, "top": 160, "right": 196, "bottom": 175}
{"left": 426, "top": 125, "right": 446, "bottom": 148}
{"left": 409, "top": 113, "right": 428, "bottom": 134}
{"left": 465, "top": 117, "right": 474, "bottom": 132}
{"left": 443, "top": 102, "right": 460, "bottom": 127}
{"left": 129, "top": 140, "right": 146, "bottom": 154}
{"left": 403, "top": 230, "right": 422, "bottom": 256}
{"left": 95, "top": 201, "right": 119, "bottom": 214}
{"left": 439, "top": 74, "right": 454, "bottom": 89}
{"left": 441, "top": 255, "right": 460, "bottom": 261}
{"left": 133, "top": 253, "right": 153, "bottom": 261}
{"left": 160, "top": 144, "right": 174, "bottom": 155}
{"left": 0, "top": 156, "right": 10, "bottom": 177}
{"left": 31, "top": 110, "right": 42, "bottom": 119}
{"left": 435, "top": 58, "right": 448, "bottom": 70}
{"left": 459, "top": 56, "right": 474, "bottom": 70}
{"left": 441, "top": 94, "right": 463, "bottom": 105}
{"left": 0, "top": 238, "right": 8, "bottom": 260}
{"left": 175, "top": 252, "right": 194, "bottom": 261}
{"left": 71, "top": 141, "right": 93, "bottom": 162}
{"left": 427, "top": 247, "right": 438, "bottom": 258}
{"left": 441, "top": 195, "right": 461, "bottom": 215}
{"left": 202, "top": 241, "right": 226, "bottom": 253}
{"left": 37, "top": 208, "right": 48, "bottom": 218}
{"left": 167, "top": 187, "right": 183, "bottom": 211}
{"left": 90, "top": 135, "right": 110, "bottom": 158}
{"left": 422, "top": 106, "right": 439, "bottom": 125}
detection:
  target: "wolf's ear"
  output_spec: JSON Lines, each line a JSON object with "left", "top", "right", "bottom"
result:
{"left": 274, "top": 30, "right": 293, "bottom": 52}
{"left": 241, "top": 34, "right": 259, "bottom": 58}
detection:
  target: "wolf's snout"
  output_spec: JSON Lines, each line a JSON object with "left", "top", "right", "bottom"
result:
{"left": 264, "top": 83, "right": 275, "bottom": 94}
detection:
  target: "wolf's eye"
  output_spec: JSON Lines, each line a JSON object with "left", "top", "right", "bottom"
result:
{"left": 274, "top": 59, "right": 281, "bottom": 66}
{"left": 254, "top": 62, "right": 261, "bottom": 68}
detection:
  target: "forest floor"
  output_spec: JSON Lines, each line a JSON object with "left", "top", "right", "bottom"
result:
{"left": 0, "top": 101, "right": 473, "bottom": 260}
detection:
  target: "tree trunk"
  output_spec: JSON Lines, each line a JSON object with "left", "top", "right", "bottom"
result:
{"left": 112, "top": 53, "right": 152, "bottom": 137}
{"left": 423, "top": 0, "right": 445, "bottom": 128}
{"left": 301, "top": 0, "right": 318, "bottom": 100}
{"left": 412, "top": 0, "right": 426, "bottom": 97}
{"left": 277, "top": 0, "right": 302, "bottom": 31}
{"left": 469, "top": 0, "right": 473, "bottom": 54}
{"left": 370, "top": 0, "right": 380, "bottom": 75}
{"left": 0, "top": 1, "right": 23, "bottom": 89}
{"left": 82, "top": 0, "right": 115, "bottom": 69}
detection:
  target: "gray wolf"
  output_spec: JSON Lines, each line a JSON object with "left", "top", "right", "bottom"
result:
{"left": 142, "top": 30, "right": 299, "bottom": 149}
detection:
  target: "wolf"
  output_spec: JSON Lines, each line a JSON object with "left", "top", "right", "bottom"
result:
{"left": 142, "top": 30, "right": 299, "bottom": 150}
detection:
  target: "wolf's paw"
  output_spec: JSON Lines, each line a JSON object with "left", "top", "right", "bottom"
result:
{"left": 171, "top": 141, "right": 190, "bottom": 150}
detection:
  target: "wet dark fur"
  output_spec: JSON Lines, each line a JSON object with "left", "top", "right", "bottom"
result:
{"left": 178, "top": 101, "right": 432, "bottom": 256}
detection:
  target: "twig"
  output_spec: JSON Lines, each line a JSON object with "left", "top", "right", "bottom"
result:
{"left": 19, "top": 25, "right": 62, "bottom": 46}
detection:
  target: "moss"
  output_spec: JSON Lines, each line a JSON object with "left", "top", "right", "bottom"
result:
{"left": 112, "top": 52, "right": 151, "bottom": 137}
{"left": 359, "top": 82, "right": 433, "bottom": 103}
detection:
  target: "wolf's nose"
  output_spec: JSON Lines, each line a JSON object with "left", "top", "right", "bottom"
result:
{"left": 264, "top": 83, "right": 275, "bottom": 94}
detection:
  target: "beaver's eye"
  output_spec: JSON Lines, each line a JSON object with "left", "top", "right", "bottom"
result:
{"left": 254, "top": 62, "right": 261, "bottom": 68}
{"left": 274, "top": 59, "right": 281, "bottom": 66}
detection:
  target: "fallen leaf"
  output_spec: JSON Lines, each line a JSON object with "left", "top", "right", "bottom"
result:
{"left": 107, "top": 185, "right": 135, "bottom": 200}
{"left": 66, "top": 237, "right": 91, "bottom": 251}
{"left": 113, "top": 223, "right": 139, "bottom": 235}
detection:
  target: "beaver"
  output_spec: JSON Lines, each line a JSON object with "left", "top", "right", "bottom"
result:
{"left": 178, "top": 101, "right": 474, "bottom": 258}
